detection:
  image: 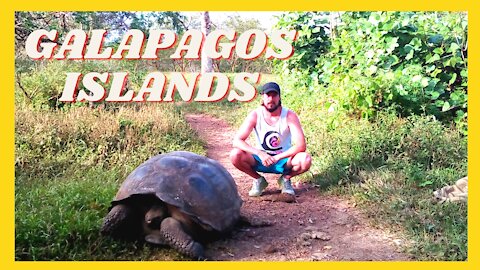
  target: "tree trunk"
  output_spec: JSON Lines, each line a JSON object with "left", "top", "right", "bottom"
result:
{"left": 201, "top": 12, "right": 213, "bottom": 73}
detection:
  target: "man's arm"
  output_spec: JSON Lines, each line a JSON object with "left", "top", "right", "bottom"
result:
{"left": 232, "top": 110, "right": 261, "bottom": 155}
{"left": 272, "top": 110, "right": 307, "bottom": 161}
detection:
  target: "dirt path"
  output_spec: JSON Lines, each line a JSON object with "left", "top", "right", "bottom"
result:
{"left": 185, "top": 113, "right": 410, "bottom": 261}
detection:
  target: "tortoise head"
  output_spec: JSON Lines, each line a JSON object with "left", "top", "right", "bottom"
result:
{"left": 144, "top": 203, "right": 168, "bottom": 229}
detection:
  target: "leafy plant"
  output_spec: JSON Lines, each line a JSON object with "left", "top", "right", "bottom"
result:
{"left": 276, "top": 12, "right": 467, "bottom": 134}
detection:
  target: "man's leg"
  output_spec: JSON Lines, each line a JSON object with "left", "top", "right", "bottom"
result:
{"left": 278, "top": 152, "right": 312, "bottom": 195}
{"left": 230, "top": 148, "right": 262, "bottom": 179}
{"left": 284, "top": 152, "right": 312, "bottom": 178}
{"left": 230, "top": 148, "right": 268, "bottom": 197}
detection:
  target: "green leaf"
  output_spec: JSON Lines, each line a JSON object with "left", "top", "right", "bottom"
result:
{"left": 430, "top": 91, "right": 440, "bottom": 100}
{"left": 366, "top": 95, "right": 373, "bottom": 107}
{"left": 450, "top": 91, "right": 460, "bottom": 101}
{"left": 449, "top": 73, "right": 457, "bottom": 85}
{"left": 409, "top": 37, "right": 422, "bottom": 49}
{"left": 450, "top": 56, "right": 461, "bottom": 67}
{"left": 305, "top": 30, "right": 312, "bottom": 39}
{"left": 442, "top": 101, "right": 451, "bottom": 112}
{"left": 421, "top": 78, "right": 429, "bottom": 88}
{"left": 426, "top": 65, "right": 436, "bottom": 73}
{"left": 395, "top": 84, "right": 408, "bottom": 96}
{"left": 404, "top": 44, "right": 414, "bottom": 53}
{"left": 419, "top": 180, "right": 433, "bottom": 187}
{"left": 433, "top": 48, "right": 444, "bottom": 55}
{"left": 426, "top": 54, "right": 441, "bottom": 64}
{"left": 449, "top": 42, "right": 460, "bottom": 53}
{"left": 381, "top": 55, "right": 399, "bottom": 69}
{"left": 432, "top": 68, "right": 442, "bottom": 77}
{"left": 405, "top": 49, "right": 414, "bottom": 60}
{"left": 426, "top": 79, "right": 438, "bottom": 91}
{"left": 386, "top": 37, "right": 399, "bottom": 53}
{"left": 435, "top": 100, "right": 444, "bottom": 107}
{"left": 412, "top": 75, "right": 422, "bottom": 82}
{"left": 385, "top": 71, "right": 395, "bottom": 80}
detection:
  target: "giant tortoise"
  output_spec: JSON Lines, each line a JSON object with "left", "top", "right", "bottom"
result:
{"left": 100, "top": 151, "right": 242, "bottom": 259}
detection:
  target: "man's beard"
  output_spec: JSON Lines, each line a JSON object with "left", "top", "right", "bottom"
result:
{"left": 262, "top": 100, "right": 281, "bottom": 112}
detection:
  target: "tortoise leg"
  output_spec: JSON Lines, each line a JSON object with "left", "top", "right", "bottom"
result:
{"left": 144, "top": 232, "right": 167, "bottom": 245}
{"left": 143, "top": 204, "right": 168, "bottom": 245}
{"left": 101, "top": 204, "right": 135, "bottom": 238}
{"left": 160, "top": 217, "right": 205, "bottom": 260}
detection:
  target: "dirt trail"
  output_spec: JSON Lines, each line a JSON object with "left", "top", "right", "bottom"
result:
{"left": 185, "top": 113, "right": 410, "bottom": 261}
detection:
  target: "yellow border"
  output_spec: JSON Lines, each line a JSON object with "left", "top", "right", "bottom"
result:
{"left": 1, "top": 1, "right": 477, "bottom": 270}
{"left": 2, "top": 0, "right": 471, "bottom": 11}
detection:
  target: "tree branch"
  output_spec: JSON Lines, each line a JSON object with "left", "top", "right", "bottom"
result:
{"left": 16, "top": 73, "right": 32, "bottom": 103}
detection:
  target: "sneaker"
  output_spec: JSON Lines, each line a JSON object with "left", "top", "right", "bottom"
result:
{"left": 249, "top": 177, "right": 268, "bottom": 197}
{"left": 277, "top": 176, "right": 295, "bottom": 195}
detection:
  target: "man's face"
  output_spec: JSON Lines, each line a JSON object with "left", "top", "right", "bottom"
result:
{"left": 262, "top": 91, "right": 281, "bottom": 112}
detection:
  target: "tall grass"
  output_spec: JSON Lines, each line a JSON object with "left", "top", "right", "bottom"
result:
{"left": 15, "top": 104, "right": 204, "bottom": 260}
{"left": 302, "top": 109, "right": 467, "bottom": 261}
{"left": 286, "top": 86, "right": 468, "bottom": 261}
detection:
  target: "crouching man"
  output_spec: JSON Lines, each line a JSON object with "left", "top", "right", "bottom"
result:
{"left": 230, "top": 82, "right": 312, "bottom": 197}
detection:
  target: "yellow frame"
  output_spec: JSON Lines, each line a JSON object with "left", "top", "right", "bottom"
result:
{"left": 1, "top": 1, "right": 477, "bottom": 270}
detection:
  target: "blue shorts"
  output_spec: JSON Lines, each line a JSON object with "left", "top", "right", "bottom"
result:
{"left": 252, "top": 154, "right": 290, "bottom": 174}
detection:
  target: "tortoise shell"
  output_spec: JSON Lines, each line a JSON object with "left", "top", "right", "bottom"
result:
{"left": 111, "top": 151, "right": 242, "bottom": 232}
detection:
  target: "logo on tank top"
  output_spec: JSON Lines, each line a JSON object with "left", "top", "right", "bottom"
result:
{"left": 262, "top": 131, "right": 282, "bottom": 152}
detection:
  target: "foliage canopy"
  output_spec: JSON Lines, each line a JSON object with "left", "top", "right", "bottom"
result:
{"left": 277, "top": 11, "right": 467, "bottom": 134}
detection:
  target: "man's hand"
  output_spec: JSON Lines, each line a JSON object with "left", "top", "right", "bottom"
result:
{"left": 257, "top": 152, "right": 278, "bottom": 167}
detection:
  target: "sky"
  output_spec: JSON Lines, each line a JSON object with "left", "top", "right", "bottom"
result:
{"left": 183, "top": 11, "right": 284, "bottom": 31}
{"left": 211, "top": 11, "right": 284, "bottom": 30}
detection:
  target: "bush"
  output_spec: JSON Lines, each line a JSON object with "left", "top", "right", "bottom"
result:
{"left": 276, "top": 11, "right": 467, "bottom": 134}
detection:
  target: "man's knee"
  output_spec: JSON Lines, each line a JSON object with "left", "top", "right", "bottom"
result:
{"left": 292, "top": 152, "right": 312, "bottom": 172}
{"left": 229, "top": 148, "right": 244, "bottom": 165}
{"left": 302, "top": 153, "right": 312, "bottom": 171}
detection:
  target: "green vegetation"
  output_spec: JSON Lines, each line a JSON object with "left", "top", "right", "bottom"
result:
{"left": 295, "top": 105, "right": 467, "bottom": 261}
{"left": 15, "top": 104, "right": 204, "bottom": 260}
{"left": 277, "top": 12, "right": 467, "bottom": 134}
{"left": 278, "top": 11, "right": 468, "bottom": 261}
{"left": 14, "top": 11, "right": 467, "bottom": 261}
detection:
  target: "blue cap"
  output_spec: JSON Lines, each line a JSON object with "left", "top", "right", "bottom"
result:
{"left": 261, "top": 82, "right": 280, "bottom": 95}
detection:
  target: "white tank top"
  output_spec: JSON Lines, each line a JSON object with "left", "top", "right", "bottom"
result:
{"left": 253, "top": 107, "right": 292, "bottom": 155}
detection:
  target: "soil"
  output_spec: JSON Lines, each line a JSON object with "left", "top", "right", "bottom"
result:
{"left": 185, "top": 113, "right": 411, "bottom": 261}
